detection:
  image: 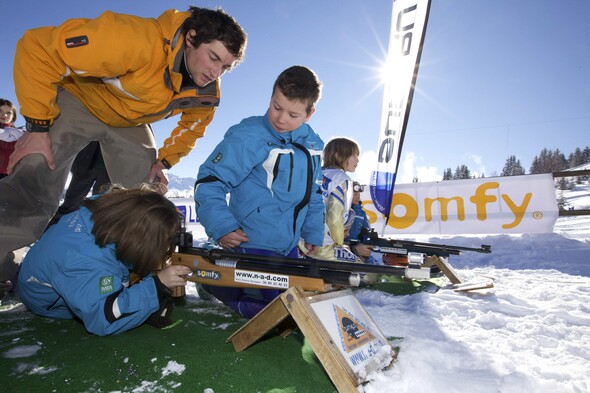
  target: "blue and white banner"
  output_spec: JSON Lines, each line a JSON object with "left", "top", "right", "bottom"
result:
{"left": 370, "top": 0, "right": 431, "bottom": 224}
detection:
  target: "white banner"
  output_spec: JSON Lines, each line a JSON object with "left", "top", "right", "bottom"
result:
{"left": 370, "top": 0, "right": 431, "bottom": 218}
{"left": 361, "top": 174, "right": 558, "bottom": 235}
{"left": 172, "top": 174, "right": 559, "bottom": 238}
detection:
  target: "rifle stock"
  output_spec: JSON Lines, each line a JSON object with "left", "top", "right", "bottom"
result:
{"left": 172, "top": 252, "right": 330, "bottom": 292}
{"left": 171, "top": 246, "right": 423, "bottom": 292}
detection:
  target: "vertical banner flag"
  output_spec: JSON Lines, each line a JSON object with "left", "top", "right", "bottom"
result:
{"left": 370, "top": 0, "right": 431, "bottom": 230}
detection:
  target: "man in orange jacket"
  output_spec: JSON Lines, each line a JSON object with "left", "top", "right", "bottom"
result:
{"left": 0, "top": 6, "right": 247, "bottom": 287}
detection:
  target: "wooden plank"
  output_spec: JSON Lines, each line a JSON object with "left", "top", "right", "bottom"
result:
{"left": 226, "top": 296, "right": 291, "bottom": 352}
{"left": 559, "top": 209, "right": 590, "bottom": 216}
{"left": 552, "top": 169, "right": 590, "bottom": 178}
{"left": 435, "top": 256, "right": 495, "bottom": 291}
{"left": 453, "top": 280, "right": 494, "bottom": 292}
{"left": 433, "top": 256, "right": 463, "bottom": 285}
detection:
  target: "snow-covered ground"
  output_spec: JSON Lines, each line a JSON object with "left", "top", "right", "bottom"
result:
{"left": 358, "top": 183, "right": 590, "bottom": 393}
{"left": 184, "top": 182, "right": 590, "bottom": 393}
{"left": 5, "top": 180, "right": 589, "bottom": 393}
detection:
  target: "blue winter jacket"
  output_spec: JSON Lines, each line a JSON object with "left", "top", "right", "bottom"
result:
{"left": 194, "top": 113, "right": 325, "bottom": 255}
{"left": 346, "top": 202, "right": 371, "bottom": 242}
{"left": 16, "top": 207, "right": 161, "bottom": 336}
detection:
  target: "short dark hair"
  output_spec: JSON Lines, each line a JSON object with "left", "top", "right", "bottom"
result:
{"left": 272, "top": 66, "right": 323, "bottom": 114}
{"left": 82, "top": 186, "right": 180, "bottom": 277}
{"left": 0, "top": 98, "right": 17, "bottom": 123}
{"left": 182, "top": 6, "right": 247, "bottom": 68}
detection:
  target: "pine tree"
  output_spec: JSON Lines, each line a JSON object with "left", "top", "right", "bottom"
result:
{"left": 568, "top": 148, "right": 584, "bottom": 168}
{"left": 553, "top": 149, "right": 568, "bottom": 171}
{"left": 453, "top": 164, "right": 471, "bottom": 179}
{"left": 501, "top": 155, "right": 526, "bottom": 176}
{"left": 530, "top": 148, "right": 567, "bottom": 174}
{"left": 442, "top": 168, "right": 453, "bottom": 180}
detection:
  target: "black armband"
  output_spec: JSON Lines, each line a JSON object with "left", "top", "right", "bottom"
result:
{"left": 25, "top": 117, "right": 52, "bottom": 133}
{"left": 160, "top": 158, "right": 172, "bottom": 169}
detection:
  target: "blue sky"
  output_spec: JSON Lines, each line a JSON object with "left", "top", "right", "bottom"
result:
{"left": 2, "top": 0, "right": 589, "bottom": 184}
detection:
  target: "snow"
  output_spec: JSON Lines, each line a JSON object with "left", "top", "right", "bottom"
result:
{"left": 357, "top": 183, "right": 590, "bottom": 393}
{"left": 184, "top": 181, "right": 590, "bottom": 393}
{"left": 3, "top": 182, "right": 589, "bottom": 392}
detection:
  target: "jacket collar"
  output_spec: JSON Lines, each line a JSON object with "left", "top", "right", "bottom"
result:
{"left": 263, "top": 111, "right": 309, "bottom": 144}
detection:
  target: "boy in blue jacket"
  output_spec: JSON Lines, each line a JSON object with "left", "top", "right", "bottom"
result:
{"left": 17, "top": 186, "right": 192, "bottom": 336}
{"left": 194, "top": 65, "right": 325, "bottom": 318}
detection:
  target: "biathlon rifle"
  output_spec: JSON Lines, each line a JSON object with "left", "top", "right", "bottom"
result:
{"left": 351, "top": 228, "right": 491, "bottom": 264}
{"left": 171, "top": 245, "right": 438, "bottom": 293}
{"left": 170, "top": 214, "right": 481, "bottom": 292}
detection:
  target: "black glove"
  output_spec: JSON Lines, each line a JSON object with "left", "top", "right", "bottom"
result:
{"left": 146, "top": 295, "right": 174, "bottom": 329}
{"left": 145, "top": 275, "right": 174, "bottom": 329}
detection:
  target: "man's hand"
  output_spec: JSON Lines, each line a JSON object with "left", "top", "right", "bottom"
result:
{"left": 149, "top": 161, "right": 169, "bottom": 186}
{"left": 219, "top": 229, "right": 249, "bottom": 249}
{"left": 8, "top": 132, "right": 55, "bottom": 174}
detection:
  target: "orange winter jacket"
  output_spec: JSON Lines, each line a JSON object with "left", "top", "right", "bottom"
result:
{"left": 13, "top": 9, "right": 221, "bottom": 167}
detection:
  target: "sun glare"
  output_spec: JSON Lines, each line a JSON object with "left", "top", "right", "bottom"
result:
{"left": 378, "top": 55, "right": 394, "bottom": 87}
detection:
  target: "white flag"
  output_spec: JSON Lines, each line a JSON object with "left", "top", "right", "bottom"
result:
{"left": 370, "top": 0, "right": 431, "bottom": 226}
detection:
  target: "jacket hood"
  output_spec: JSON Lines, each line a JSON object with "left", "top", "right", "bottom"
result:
{"left": 76, "top": 207, "right": 118, "bottom": 255}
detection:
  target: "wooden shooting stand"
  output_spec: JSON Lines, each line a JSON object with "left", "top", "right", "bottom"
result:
{"left": 425, "top": 256, "right": 494, "bottom": 292}
{"left": 227, "top": 286, "right": 395, "bottom": 393}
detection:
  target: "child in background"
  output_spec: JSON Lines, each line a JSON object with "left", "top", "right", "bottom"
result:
{"left": 309, "top": 137, "right": 363, "bottom": 263}
{"left": 0, "top": 99, "right": 24, "bottom": 179}
{"left": 194, "top": 65, "right": 325, "bottom": 319}
{"left": 17, "top": 185, "right": 192, "bottom": 336}
{"left": 0, "top": 99, "right": 25, "bottom": 294}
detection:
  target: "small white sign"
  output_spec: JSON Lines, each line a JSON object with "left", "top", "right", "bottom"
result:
{"left": 309, "top": 290, "right": 394, "bottom": 380}
{"left": 233, "top": 269, "right": 289, "bottom": 289}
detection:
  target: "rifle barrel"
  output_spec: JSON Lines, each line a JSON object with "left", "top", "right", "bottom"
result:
{"left": 180, "top": 247, "right": 408, "bottom": 277}
{"left": 359, "top": 229, "right": 492, "bottom": 255}
{"left": 393, "top": 240, "right": 491, "bottom": 254}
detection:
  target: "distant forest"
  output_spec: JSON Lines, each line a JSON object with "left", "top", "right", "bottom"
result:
{"left": 440, "top": 146, "right": 590, "bottom": 184}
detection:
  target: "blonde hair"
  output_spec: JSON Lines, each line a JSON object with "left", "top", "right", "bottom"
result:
{"left": 322, "top": 137, "right": 360, "bottom": 169}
